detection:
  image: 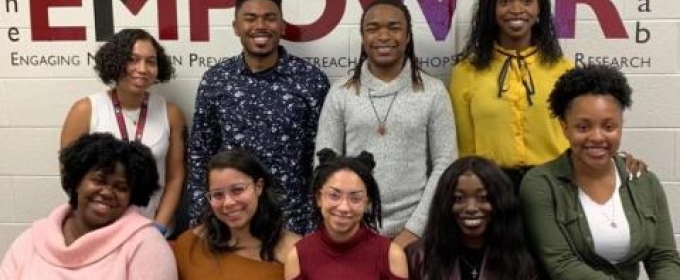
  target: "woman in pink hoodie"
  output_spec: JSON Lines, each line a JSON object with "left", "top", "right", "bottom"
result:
{"left": 1, "top": 133, "right": 177, "bottom": 280}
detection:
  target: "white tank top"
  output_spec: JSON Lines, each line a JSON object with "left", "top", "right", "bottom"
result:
{"left": 88, "top": 91, "right": 169, "bottom": 219}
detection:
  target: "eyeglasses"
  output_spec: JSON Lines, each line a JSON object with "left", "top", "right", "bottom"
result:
{"left": 205, "top": 181, "right": 253, "bottom": 204}
{"left": 320, "top": 188, "right": 367, "bottom": 206}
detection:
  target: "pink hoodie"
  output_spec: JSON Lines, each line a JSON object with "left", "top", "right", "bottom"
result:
{"left": 1, "top": 204, "right": 177, "bottom": 280}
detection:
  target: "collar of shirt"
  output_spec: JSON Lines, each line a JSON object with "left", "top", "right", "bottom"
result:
{"left": 553, "top": 150, "right": 629, "bottom": 186}
{"left": 492, "top": 43, "right": 539, "bottom": 63}
{"left": 236, "top": 46, "right": 291, "bottom": 77}
{"left": 359, "top": 60, "right": 413, "bottom": 97}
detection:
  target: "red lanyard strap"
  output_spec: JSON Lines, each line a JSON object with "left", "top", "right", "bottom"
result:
{"left": 111, "top": 90, "right": 149, "bottom": 142}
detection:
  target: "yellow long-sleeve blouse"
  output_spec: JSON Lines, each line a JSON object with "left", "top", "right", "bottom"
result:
{"left": 449, "top": 45, "right": 573, "bottom": 168}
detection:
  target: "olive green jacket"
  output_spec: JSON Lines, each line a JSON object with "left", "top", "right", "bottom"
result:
{"left": 520, "top": 150, "right": 680, "bottom": 280}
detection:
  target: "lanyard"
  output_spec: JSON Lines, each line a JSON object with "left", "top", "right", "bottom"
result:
{"left": 111, "top": 90, "right": 149, "bottom": 142}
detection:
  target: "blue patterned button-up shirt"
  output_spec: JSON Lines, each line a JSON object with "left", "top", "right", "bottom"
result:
{"left": 187, "top": 47, "right": 330, "bottom": 234}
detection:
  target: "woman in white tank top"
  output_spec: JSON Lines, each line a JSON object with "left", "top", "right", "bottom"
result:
{"left": 60, "top": 29, "right": 186, "bottom": 238}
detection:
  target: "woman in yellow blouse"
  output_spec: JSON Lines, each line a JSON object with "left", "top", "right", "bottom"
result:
{"left": 450, "top": 0, "right": 571, "bottom": 187}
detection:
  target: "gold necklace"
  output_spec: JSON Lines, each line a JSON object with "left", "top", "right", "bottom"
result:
{"left": 227, "top": 237, "right": 238, "bottom": 247}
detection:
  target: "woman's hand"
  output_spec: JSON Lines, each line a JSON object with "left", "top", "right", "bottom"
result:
{"left": 620, "top": 151, "right": 648, "bottom": 181}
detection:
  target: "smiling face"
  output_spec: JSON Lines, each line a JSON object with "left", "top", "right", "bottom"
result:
{"left": 361, "top": 4, "right": 410, "bottom": 74}
{"left": 562, "top": 94, "right": 623, "bottom": 172}
{"left": 116, "top": 39, "right": 158, "bottom": 95}
{"left": 233, "top": 0, "right": 283, "bottom": 62}
{"left": 74, "top": 163, "right": 131, "bottom": 230}
{"left": 316, "top": 169, "right": 369, "bottom": 242}
{"left": 495, "top": 0, "right": 539, "bottom": 49}
{"left": 208, "top": 168, "right": 263, "bottom": 232}
{"left": 452, "top": 172, "right": 492, "bottom": 248}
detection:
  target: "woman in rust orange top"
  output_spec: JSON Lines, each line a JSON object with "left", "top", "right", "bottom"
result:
{"left": 173, "top": 149, "right": 299, "bottom": 280}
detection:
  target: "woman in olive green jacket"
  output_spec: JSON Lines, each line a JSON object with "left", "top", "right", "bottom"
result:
{"left": 520, "top": 65, "right": 680, "bottom": 280}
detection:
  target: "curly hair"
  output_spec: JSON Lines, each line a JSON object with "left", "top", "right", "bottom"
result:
{"left": 419, "top": 156, "right": 537, "bottom": 280}
{"left": 310, "top": 148, "right": 382, "bottom": 231}
{"left": 94, "top": 28, "right": 174, "bottom": 85}
{"left": 344, "top": 0, "right": 423, "bottom": 93}
{"left": 549, "top": 64, "right": 632, "bottom": 121}
{"left": 195, "top": 149, "right": 283, "bottom": 262}
{"left": 459, "top": 0, "right": 562, "bottom": 69}
{"left": 59, "top": 133, "right": 160, "bottom": 209}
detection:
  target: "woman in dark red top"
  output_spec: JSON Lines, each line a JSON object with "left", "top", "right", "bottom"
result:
{"left": 284, "top": 149, "right": 408, "bottom": 280}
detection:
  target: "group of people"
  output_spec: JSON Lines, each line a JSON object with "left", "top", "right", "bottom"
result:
{"left": 2, "top": 0, "right": 679, "bottom": 279}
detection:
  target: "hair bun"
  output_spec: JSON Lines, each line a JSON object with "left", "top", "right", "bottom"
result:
{"left": 316, "top": 148, "right": 338, "bottom": 164}
{"left": 356, "top": 151, "right": 376, "bottom": 171}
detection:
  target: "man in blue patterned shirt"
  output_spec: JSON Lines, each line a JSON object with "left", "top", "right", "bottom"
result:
{"left": 186, "top": 0, "right": 330, "bottom": 234}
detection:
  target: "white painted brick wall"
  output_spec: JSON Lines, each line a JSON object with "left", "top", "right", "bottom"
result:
{"left": 1, "top": 2, "right": 678, "bottom": 277}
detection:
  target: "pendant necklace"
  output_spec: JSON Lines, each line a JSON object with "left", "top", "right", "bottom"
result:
{"left": 460, "top": 255, "right": 479, "bottom": 280}
{"left": 367, "top": 89, "right": 399, "bottom": 136}
{"left": 579, "top": 182, "right": 618, "bottom": 229}
{"left": 123, "top": 109, "right": 141, "bottom": 125}
{"left": 600, "top": 199, "right": 617, "bottom": 228}
{"left": 227, "top": 237, "right": 239, "bottom": 247}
